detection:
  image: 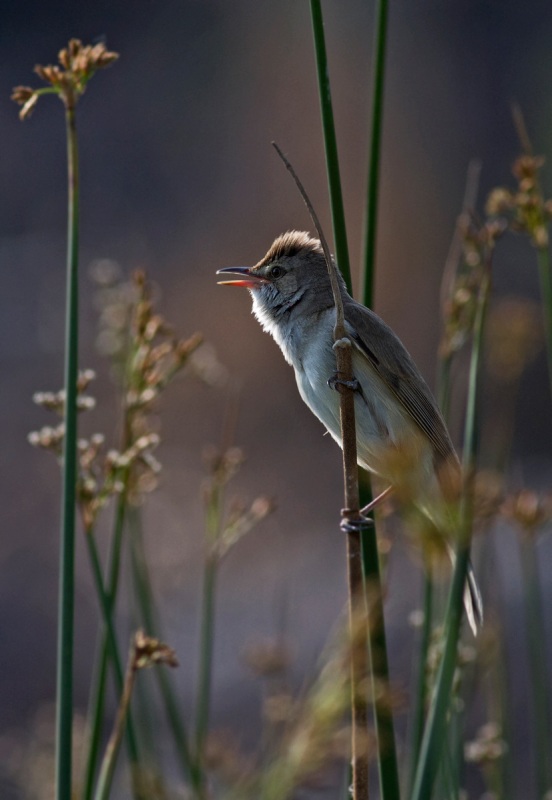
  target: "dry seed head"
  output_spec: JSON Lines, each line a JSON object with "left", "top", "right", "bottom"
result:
{"left": 11, "top": 85, "right": 34, "bottom": 103}
{"left": 464, "top": 722, "right": 508, "bottom": 764}
{"left": 27, "top": 424, "right": 65, "bottom": 452}
{"left": 512, "top": 154, "right": 545, "bottom": 181}
{"left": 485, "top": 187, "right": 515, "bottom": 216}
{"left": 10, "top": 86, "right": 38, "bottom": 119}
{"left": 533, "top": 225, "right": 549, "bottom": 248}
{"left": 501, "top": 488, "right": 552, "bottom": 535}
{"left": 13, "top": 39, "right": 118, "bottom": 117}
{"left": 133, "top": 630, "right": 178, "bottom": 669}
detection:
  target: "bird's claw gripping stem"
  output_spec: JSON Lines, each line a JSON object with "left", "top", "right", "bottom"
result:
{"left": 339, "top": 510, "right": 373, "bottom": 534}
{"left": 328, "top": 374, "right": 361, "bottom": 393}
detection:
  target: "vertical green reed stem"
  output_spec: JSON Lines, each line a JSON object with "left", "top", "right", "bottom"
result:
{"left": 309, "top": 2, "right": 400, "bottom": 796}
{"left": 195, "top": 554, "right": 218, "bottom": 759}
{"left": 309, "top": 0, "right": 351, "bottom": 288}
{"left": 360, "top": 2, "right": 400, "bottom": 796}
{"left": 407, "top": 564, "right": 433, "bottom": 793}
{"left": 128, "top": 509, "right": 197, "bottom": 786}
{"left": 84, "top": 531, "right": 141, "bottom": 764}
{"left": 360, "top": 521, "right": 401, "bottom": 800}
{"left": 411, "top": 269, "right": 491, "bottom": 800}
{"left": 361, "top": 0, "right": 388, "bottom": 306}
{"left": 83, "top": 488, "right": 131, "bottom": 800}
{"left": 94, "top": 646, "right": 137, "bottom": 800}
{"left": 55, "top": 102, "right": 79, "bottom": 800}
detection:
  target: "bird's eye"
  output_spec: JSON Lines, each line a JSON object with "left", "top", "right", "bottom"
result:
{"left": 269, "top": 265, "right": 283, "bottom": 279}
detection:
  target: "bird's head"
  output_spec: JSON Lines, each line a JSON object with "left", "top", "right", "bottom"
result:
{"left": 217, "top": 231, "right": 341, "bottom": 330}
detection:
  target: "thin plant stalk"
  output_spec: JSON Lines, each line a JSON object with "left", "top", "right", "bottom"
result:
{"left": 94, "top": 642, "right": 138, "bottom": 800}
{"left": 361, "top": 0, "right": 388, "bottom": 306}
{"left": 411, "top": 268, "right": 491, "bottom": 800}
{"left": 55, "top": 100, "right": 80, "bottom": 800}
{"left": 307, "top": 3, "right": 401, "bottom": 792}
{"left": 358, "top": 1, "right": 400, "bottom": 794}
{"left": 407, "top": 563, "right": 433, "bottom": 793}
{"left": 272, "top": 142, "right": 369, "bottom": 798}
{"left": 194, "top": 474, "right": 227, "bottom": 797}
{"left": 83, "top": 487, "right": 131, "bottom": 800}
{"left": 361, "top": 523, "right": 401, "bottom": 800}
{"left": 84, "top": 531, "right": 143, "bottom": 788}
{"left": 127, "top": 508, "right": 197, "bottom": 786}
{"left": 309, "top": 0, "right": 351, "bottom": 288}
{"left": 195, "top": 553, "right": 218, "bottom": 757}
{"left": 407, "top": 162, "right": 484, "bottom": 792}
{"left": 519, "top": 533, "right": 552, "bottom": 797}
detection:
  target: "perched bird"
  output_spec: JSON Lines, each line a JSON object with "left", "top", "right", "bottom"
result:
{"left": 217, "top": 230, "right": 481, "bottom": 631}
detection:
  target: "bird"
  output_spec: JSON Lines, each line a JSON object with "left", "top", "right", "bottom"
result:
{"left": 217, "top": 230, "right": 482, "bottom": 631}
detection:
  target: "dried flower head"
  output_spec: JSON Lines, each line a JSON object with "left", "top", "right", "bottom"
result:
{"left": 464, "top": 721, "right": 508, "bottom": 764}
{"left": 485, "top": 150, "right": 551, "bottom": 249}
{"left": 11, "top": 39, "right": 118, "bottom": 118}
{"left": 132, "top": 630, "right": 178, "bottom": 670}
{"left": 440, "top": 216, "right": 504, "bottom": 360}
{"left": 501, "top": 488, "right": 552, "bottom": 537}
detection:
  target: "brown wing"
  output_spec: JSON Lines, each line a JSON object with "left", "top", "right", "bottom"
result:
{"left": 343, "top": 297, "right": 458, "bottom": 471}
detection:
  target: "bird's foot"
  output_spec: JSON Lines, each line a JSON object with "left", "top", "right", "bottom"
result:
{"left": 340, "top": 509, "right": 373, "bottom": 534}
{"left": 328, "top": 373, "right": 361, "bottom": 393}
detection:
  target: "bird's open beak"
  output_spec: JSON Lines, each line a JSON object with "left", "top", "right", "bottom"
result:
{"left": 216, "top": 266, "right": 268, "bottom": 289}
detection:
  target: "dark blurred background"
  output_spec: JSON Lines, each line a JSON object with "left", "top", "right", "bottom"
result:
{"left": 2, "top": 1, "right": 552, "bottom": 797}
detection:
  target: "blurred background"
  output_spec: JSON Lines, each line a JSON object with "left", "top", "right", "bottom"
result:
{"left": 2, "top": 1, "right": 552, "bottom": 797}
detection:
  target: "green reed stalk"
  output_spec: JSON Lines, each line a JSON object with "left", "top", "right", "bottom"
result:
{"left": 361, "top": 520, "right": 401, "bottom": 800}
{"left": 195, "top": 482, "right": 223, "bottom": 765}
{"left": 411, "top": 268, "right": 491, "bottom": 800}
{"left": 55, "top": 101, "right": 79, "bottom": 800}
{"left": 407, "top": 565, "right": 433, "bottom": 793}
{"left": 309, "top": 3, "right": 400, "bottom": 796}
{"left": 84, "top": 531, "right": 141, "bottom": 766}
{"left": 360, "top": 2, "right": 400, "bottom": 796}
{"left": 361, "top": 0, "right": 388, "bottom": 305}
{"left": 309, "top": 0, "right": 351, "bottom": 287}
{"left": 127, "top": 509, "right": 197, "bottom": 787}
{"left": 83, "top": 488, "right": 131, "bottom": 800}
{"left": 93, "top": 643, "right": 138, "bottom": 800}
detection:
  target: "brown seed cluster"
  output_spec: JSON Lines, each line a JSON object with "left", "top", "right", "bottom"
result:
{"left": 486, "top": 154, "right": 552, "bottom": 248}
{"left": 11, "top": 38, "right": 118, "bottom": 118}
{"left": 464, "top": 721, "right": 508, "bottom": 764}
{"left": 201, "top": 443, "right": 274, "bottom": 558}
{"left": 440, "top": 216, "right": 505, "bottom": 360}
{"left": 501, "top": 488, "right": 552, "bottom": 537}
{"left": 132, "top": 629, "right": 179, "bottom": 670}
{"left": 29, "top": 270, "right": 204, "bottom": 528}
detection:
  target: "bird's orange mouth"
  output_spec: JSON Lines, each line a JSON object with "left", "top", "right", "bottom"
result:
{"left": 216, "top": 267, "right": 268, "bottom": 289}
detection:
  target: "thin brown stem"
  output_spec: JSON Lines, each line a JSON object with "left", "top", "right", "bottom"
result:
{"left": 272, "top": 141, "right": 368, "bottom": 798}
